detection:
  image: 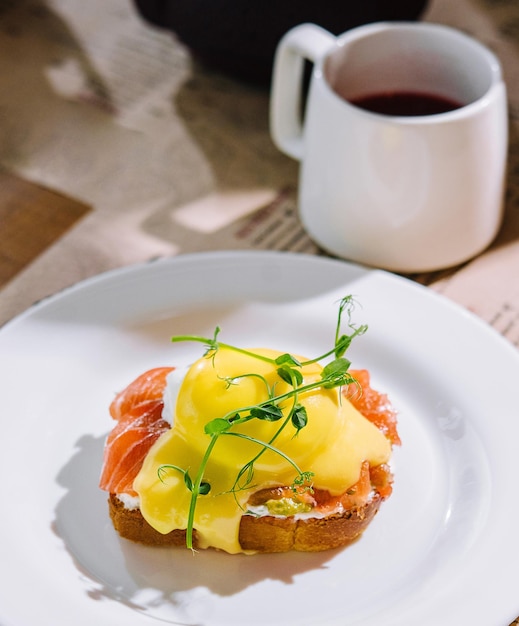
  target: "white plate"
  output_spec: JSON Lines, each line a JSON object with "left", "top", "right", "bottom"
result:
{"left": 0, "top": 251, "right": 518, "bottom": 626}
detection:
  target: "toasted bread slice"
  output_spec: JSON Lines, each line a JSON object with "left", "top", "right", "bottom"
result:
{"left": 108, "top": 492, "right": 381, "bottom": 552}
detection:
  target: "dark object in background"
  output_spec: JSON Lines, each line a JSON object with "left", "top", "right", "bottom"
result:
{"left": 133, "top": 0, "right": 430, "bottom": 86}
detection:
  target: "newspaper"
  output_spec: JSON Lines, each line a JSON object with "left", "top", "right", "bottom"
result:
{"left": 0, "top": 0, "right": 519, "bottom": 356}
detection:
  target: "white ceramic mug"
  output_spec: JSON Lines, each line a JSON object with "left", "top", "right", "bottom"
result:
{"left": 270, "top": 22, "right": 508, "bottom": 272}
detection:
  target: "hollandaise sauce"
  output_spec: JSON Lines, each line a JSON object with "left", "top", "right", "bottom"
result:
{"left": 134, "top": 347, "right": 391, "bottom": 554}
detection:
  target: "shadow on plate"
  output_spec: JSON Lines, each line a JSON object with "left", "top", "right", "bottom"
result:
{"left": 52, "top": 432, "right": 343, "bottom": 622}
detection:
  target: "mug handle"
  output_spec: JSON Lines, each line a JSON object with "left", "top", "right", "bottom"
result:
{"left": 270, "top": 24, "right": 335, "bottom": 160}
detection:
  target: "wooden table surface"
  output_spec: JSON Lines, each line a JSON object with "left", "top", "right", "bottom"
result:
{"left": 0, "top": 168, "right": 91, "bottom": 289}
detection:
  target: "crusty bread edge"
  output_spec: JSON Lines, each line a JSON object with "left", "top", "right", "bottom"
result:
{"left": 108, "top": 492, "right": 382, "bottom": 553}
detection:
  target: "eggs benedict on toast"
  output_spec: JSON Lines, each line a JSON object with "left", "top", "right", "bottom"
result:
{"left": 99, "top": 297, "right": 400, "bottom": 554}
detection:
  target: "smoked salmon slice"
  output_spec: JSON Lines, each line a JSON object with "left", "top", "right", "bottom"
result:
{"left": 99, "top": 367, "right": 174, "bottom": 496}
{"left": 248, "top": 458, "right": 394, "bottom": 515}
{"left": 109, "top": 367, "right": 174, "bottom": 421}
{"left": 347, "top": 369, "right": 401, "bottom": 446}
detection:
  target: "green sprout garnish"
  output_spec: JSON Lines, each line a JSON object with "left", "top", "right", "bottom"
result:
{"left": 159, "top": 295, "right": 367, "bottom": 550}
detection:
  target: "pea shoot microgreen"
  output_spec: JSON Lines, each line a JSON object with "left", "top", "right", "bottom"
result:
{"left": 159, "top": 295, "right": 366, "bottom": 550}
